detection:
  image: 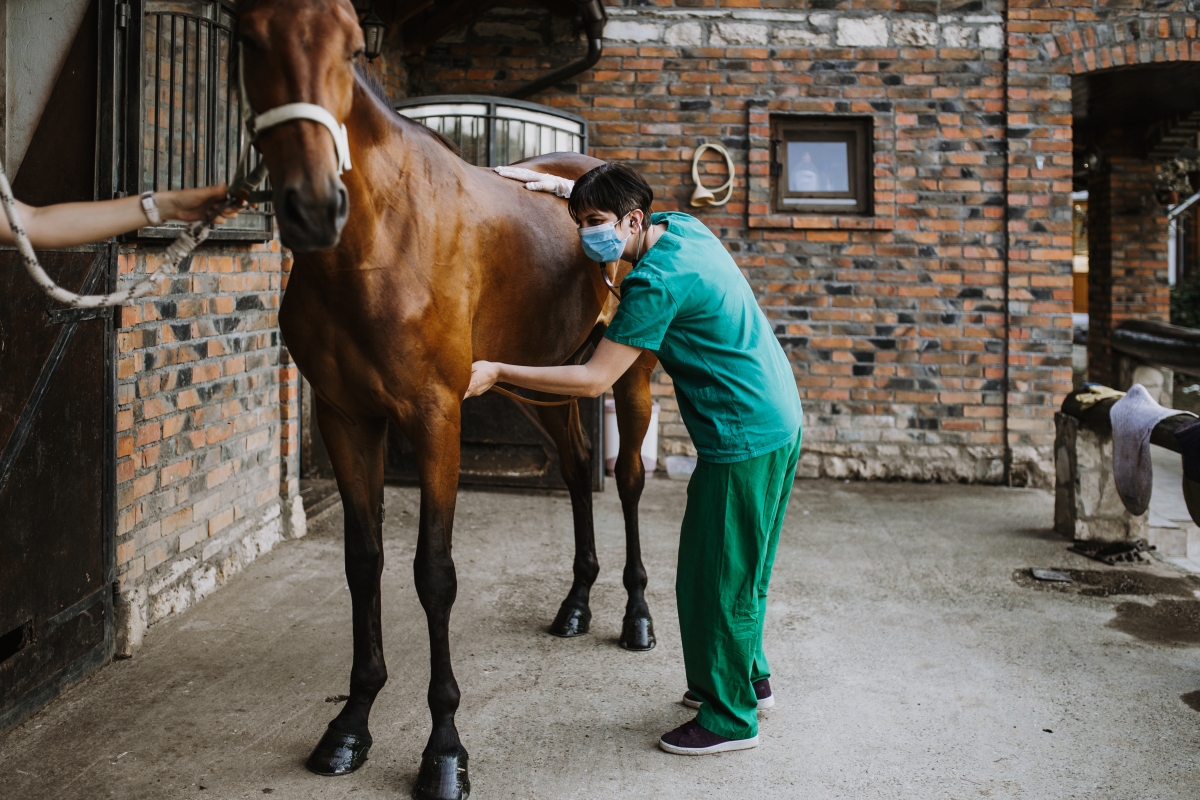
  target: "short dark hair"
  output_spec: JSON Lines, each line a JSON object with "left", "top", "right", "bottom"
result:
{"left": 568, "top": 163, "right": 653, "bottom": 224}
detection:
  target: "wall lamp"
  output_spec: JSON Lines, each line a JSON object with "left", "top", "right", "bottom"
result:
{"left": 353, "top": 0, "right": 386, "bottom": 60}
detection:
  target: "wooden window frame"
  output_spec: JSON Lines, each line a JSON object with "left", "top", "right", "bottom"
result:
{"left": 771, "top": 116, "right": 872, "bottom": 216}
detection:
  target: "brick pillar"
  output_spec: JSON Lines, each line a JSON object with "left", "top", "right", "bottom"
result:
{"left": 279, "top": 351, "right": 305, "bottom": 539}
{"left": 278, "top": 254, "right": 305, "bottom": 539}
{"left": 1087, "top": 165, "right": 1114, "bottom": 386}
{"left": 1088, "top": 156, "right": 1170, "bottom": 386}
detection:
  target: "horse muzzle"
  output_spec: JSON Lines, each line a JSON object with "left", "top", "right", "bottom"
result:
{"left": 275, "top": 177, "right": 349, "bottom": 253}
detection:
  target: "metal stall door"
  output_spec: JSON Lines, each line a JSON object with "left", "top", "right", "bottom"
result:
{"left": 302, "top": 97, "right": 602, "bottom": 491}
{"left": 0, "top": 0, "right": 116, "bottom": 732}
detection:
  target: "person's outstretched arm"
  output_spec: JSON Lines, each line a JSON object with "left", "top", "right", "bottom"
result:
{"left": 0, "top": 185, "right": 241, "bottom": 249}
{"left": 466, "top": 337, "right": 644, "bottom": 400}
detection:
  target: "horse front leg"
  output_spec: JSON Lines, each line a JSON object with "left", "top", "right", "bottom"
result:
{"left": 536, "top": 400, "right": 600, "bottom": 638}
{"left": 407, "top": 394, "right": 470, "bottom": 800}
{"left": 306, "top": 399, "right": 387, "bottom": 776}
{"left": 611, "top": 352, "right": 659, "bottom": 651}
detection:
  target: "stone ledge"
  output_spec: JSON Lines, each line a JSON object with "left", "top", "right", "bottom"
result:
{"left": 795, "top": 442, "right": 1052, "bottom": 487}
{"left": 114, "top": 497, "right": 307, "bottom": 658}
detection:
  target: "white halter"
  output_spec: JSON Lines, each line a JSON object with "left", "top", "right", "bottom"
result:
{"left": 238, "top": 42, "right": 353, "bottom": 175}
{"left": 0, "top": 41, "right": 354, "bottom": 309}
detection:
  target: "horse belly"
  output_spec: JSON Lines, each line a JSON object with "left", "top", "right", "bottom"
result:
{"left": 474, "top": 274, "right": 600, "bottom": 367}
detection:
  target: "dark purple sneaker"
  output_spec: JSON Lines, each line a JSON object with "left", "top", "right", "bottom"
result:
{"left": 681, "top": 679, "right": 774, "bottom": 710}
{"left": 659, "top": 719, "right": 759, "bottom": 755}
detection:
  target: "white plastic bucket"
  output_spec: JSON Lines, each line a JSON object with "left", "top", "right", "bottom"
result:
{"left": 603, "top": 397, "right": 659, "bottom": 476}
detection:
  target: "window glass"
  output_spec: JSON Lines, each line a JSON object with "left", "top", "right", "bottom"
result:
{"left": 787, "top": 141, "right": 849, "bottom": 193}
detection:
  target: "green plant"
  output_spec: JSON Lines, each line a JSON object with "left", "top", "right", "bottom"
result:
{"left": 1171, "top": 275, "right": 1200, "bottom": 329}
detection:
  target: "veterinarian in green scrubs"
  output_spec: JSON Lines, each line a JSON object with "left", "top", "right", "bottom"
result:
{"left": 466, "top": 163, "right": 802, "bottom": 755}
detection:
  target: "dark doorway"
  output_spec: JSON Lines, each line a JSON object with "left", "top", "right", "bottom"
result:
{"left": 1072, "top": 63, "right": 1200, "bottom": 389}
{"left": 0, "top": 0, "right": 117, "bottom": 733}
{"left": 301, "top": 384, "right": 604, "bottom": 493}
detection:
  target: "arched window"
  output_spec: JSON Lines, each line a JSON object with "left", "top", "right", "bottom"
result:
{"left": 394, "top": 95, "right": 587, "bottom": 167}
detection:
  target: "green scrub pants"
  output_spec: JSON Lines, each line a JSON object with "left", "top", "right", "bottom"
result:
{"left": 676, "top": 429, "right": 802, "bottom": 740}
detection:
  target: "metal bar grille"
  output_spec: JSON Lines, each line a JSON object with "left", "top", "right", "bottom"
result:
{"left": 138, "top": 0, "right": 271, "bottom": 239}
{"left": 395, "top": 96, "right": 588, "bottom": 168}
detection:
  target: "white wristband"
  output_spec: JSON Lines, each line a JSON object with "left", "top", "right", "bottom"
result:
{"left": 140, "top": 191, "right": 162, "bottom": 225}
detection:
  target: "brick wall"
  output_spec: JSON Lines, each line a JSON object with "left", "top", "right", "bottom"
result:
{"left": 370, "top": 1, "right": 1200, "bottom": 487}
{"left": 396, "top": 1, "right": 1050, "bottom": 485}
{"left": 1006, "top": 6, "right": 1200, "bottom": 480}
{"left": 111, "top": 240, "right": 303, "bottom": 655}
{"left": 1108, "top": 161, "right": 1168, "bottom": 326}
{"left": 1086, "top": 155, "right": 1171, "bottom": 386}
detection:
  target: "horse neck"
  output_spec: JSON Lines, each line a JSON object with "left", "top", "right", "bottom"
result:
{"left": 340, "top": 80, "right": 461, "bottom": 224}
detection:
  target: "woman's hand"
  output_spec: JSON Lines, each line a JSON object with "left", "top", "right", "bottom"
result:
{"left": 465, "top": 361, "right": 501, "bottom": 400}
{"left": 157, "top": 184, "right": 245, "bottom": 224}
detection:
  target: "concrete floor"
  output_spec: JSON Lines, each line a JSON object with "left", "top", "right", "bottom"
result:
{"left": 4, "top": 478, "right": 1200, "bottom": 799}
{"left": 1150, "top": 444, "right": 1200, "bottom": 569}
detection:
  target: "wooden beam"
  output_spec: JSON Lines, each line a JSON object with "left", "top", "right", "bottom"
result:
{"left": 388, "top": 0, "right": 435, "bottom": 26}
{"left": 536, "top": 0, "right": 580, "bottom": 18}
{"left": 403, "top": 0, "right": 503, "bottom": 50}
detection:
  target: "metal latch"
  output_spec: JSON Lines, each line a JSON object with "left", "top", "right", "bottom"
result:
{"left": 45, "top": 306, "right": 113, "bottom": 326}
{"left": 770, "top": 139, "right": 783, "bottom": 176}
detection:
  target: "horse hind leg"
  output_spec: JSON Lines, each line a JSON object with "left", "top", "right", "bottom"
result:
{"left": 536, "top": 400, "right": 599, "bottom": 638}
{"left": 611, "top": 352, "right": 658, "bottom": 651}
{"left": 305, "top": 400, "right": 388, "bottom": 777}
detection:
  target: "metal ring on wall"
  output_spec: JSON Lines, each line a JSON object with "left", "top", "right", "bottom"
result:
{"left": 689, "top": 142, "right": 735, "bottom": 207}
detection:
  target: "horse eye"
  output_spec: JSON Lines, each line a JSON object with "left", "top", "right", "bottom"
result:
{"left": 239, "top": 35, "right": 262, "bottom": 51}
{"left": 351, "top": 47, "right": 364, "bottom": 59}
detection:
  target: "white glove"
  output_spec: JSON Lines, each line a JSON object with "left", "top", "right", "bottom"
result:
{"left": 493, "top": 165, "right": 574, "bottom": 198}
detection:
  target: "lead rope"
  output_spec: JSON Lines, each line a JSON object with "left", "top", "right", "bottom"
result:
{"left": 2, "top": 38, "right": 276, "bottom": 309}
{"left": 0, "top": 123, "right": 268, "bottom": 308}
{"left": 0, "top": 162, "right": 243, "bottom": 308}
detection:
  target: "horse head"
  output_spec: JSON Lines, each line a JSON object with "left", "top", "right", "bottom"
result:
{"left": 238, "top": 0, "right": 362, "bottom": 252}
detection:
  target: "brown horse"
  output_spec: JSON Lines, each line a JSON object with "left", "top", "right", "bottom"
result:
{"left": 238, "top": 0, "right": 657, "bottom": 796}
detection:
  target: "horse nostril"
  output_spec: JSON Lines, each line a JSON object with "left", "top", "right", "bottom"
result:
{"left": 283, "top": 188, "right": 306, "bottom": 227}
{"left": 335, "top": 187, "right": 349, "bottom": 224}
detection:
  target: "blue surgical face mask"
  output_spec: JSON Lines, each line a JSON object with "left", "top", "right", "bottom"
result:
{"left": 579, "top": 216, "right": 631, "bottom": 263}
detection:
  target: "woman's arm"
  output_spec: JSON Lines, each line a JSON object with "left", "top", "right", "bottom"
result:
{"left": 466, "top": 337, "right": 644, "bottom": 400}
{"left": 1, "top": 184, "right": 241, "bottom": 249}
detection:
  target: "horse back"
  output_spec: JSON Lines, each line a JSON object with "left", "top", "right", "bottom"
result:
{"left": 509, "top": 152, "right": 606, "bottom": 182}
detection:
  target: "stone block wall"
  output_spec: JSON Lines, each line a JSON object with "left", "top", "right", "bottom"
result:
{"left": 111, "top": 241, "right": 303, "bottom": 655}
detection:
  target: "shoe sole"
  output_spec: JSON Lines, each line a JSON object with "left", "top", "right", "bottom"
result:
{"left": 659, "top": 734, "right": 759, "bottom": 755}
{"left": 681, "top": 695, "right": 774, "bottom": 710}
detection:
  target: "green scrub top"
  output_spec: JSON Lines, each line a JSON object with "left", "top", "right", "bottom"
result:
{"left": 604, "top": 211, "right": 802, "bottom": 464}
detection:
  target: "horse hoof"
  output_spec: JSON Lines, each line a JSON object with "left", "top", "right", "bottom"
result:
{"left": 412, "top": 750, "right": 470, "bottom": 800}
{"left": 620, "top": 615, "right": 656, "bottom": 651}
{"left": 305, "top": 726, "right": 372, "bottom": 776}
{"left": 549, "top": 604, "right": 591, "bottom": 637}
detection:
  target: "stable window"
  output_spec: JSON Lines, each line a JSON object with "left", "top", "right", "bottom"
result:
{"left": 771, "top": 117, "right": 872, "bottom": 215}
{"left": 126, "top": 0, "right": 272, "bottom": 240}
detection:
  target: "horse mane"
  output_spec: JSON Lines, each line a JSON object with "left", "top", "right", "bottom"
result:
{"left": 353, "top": 63, "right": 462, "bottom": 159}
